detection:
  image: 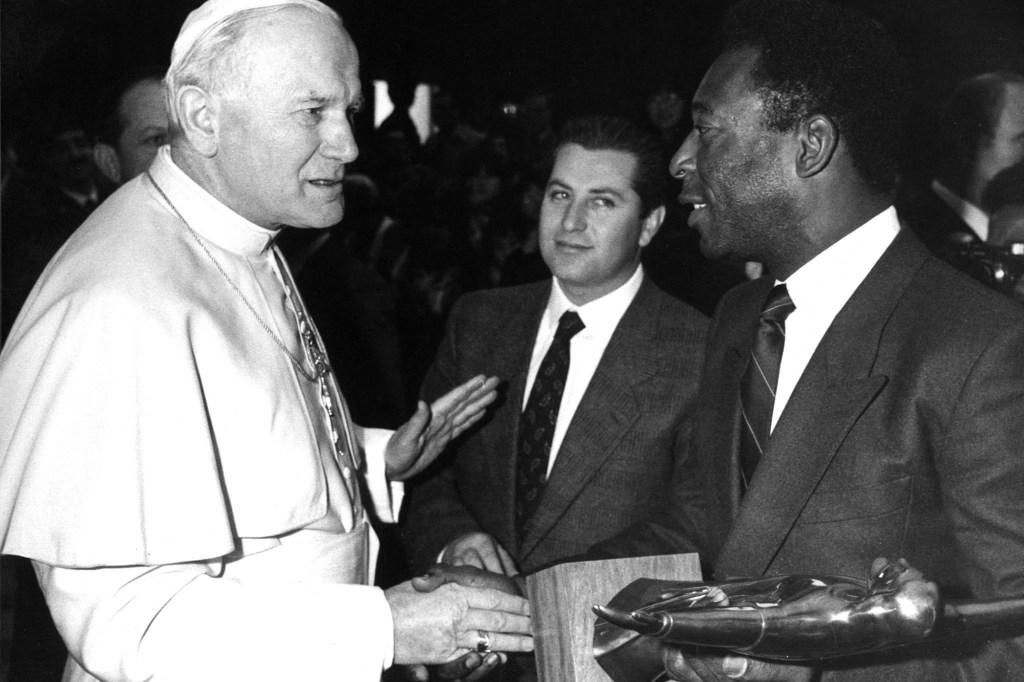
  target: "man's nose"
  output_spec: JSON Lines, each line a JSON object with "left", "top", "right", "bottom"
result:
{"left": 320, "top": 117, "right": 359, "bottom": 163}
{"left": 669, "top": 130, "right": 698, "bottom": 179}
{"left": 561, "top": 201, "right": 587, "bottom": 231}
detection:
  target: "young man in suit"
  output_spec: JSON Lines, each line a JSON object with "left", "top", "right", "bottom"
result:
{"left": 403, "top": 115, "right": 708, "bottom": 578}
{"left": 665, "top": 1, "right": 1024, "bottom": 680}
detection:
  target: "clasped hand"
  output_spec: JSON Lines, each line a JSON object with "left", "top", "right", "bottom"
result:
{"left": 386, "top": 564, "right": 532, "bottom": 678}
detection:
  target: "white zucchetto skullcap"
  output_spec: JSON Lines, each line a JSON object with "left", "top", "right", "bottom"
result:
{"left": 170, "top": 0, "right": 337, "bottom": 72}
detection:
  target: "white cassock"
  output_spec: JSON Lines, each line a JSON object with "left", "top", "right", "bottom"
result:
{"left": 0, "top": 146, "right": 402, "bottom": 681}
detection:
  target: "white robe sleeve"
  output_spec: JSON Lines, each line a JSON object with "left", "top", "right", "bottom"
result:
{"left": 360, "top": 427, "right": 405, "bottom": 523}
{"left": 35, "top": 559, "right": 395, "bottom": 682}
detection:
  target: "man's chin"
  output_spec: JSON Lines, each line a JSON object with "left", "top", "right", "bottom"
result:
{"left": 289, "top": 204, "right": 345, "bottom": 230}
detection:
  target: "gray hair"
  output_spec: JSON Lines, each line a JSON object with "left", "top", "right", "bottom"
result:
{"left": 164, "top": 4, "right": 341, "bottom": 132}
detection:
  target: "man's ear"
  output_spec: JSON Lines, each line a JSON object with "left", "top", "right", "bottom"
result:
{"left": 176, "top": 85, "right": 219, "bottom": 157}
{"left": 93, "top": 143, "right": 122, "bottom": 185}
{"left": 795, "top": 114, "right": 838, "bottom": 178}
{"left": 639, "top": 204, "right": 666, "bottom": 248}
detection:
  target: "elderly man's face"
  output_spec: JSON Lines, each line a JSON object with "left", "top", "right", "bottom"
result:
{"left": 211, "top": 7, "right": 360, "bottom": 229}
{"left": 670, "top": 47, "right": 797, "bottom": 264}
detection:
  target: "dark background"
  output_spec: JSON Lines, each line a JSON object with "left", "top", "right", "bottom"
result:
{"left": 4, "top": 0, "right": 1023, "bottom": 147}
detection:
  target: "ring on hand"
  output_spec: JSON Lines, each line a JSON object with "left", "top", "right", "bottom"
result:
{"left": 475, "top": 630, "right": 492, "bottom": 653}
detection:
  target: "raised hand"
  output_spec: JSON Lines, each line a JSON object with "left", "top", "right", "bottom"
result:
{"left": 386, "top": 375, "right": 500, "bottom": 481}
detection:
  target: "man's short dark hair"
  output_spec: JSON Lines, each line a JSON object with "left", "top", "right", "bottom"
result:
{"left": 937, "top": 71, "right": 1024, "bottom": 189}
{"left": 555, "top": 115, "right": 667, "bottom": 218}
{"left": 94, "top": 66, "right": 167, "bottom": 146}
{"left": 722, "top": 0, "right": 910, "bottom": 193}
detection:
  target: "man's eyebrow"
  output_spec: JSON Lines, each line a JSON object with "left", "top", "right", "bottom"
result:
{"left": 587, "top": 187, "right": 626, "bottom": 200}
{"left": 690, "top": 100, "right": 712, "bottom": 116}
{"left": 295, "top": 92, "right": 331, "bottom": 106}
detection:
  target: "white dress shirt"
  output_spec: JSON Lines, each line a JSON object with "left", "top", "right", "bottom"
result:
{"left": 772, "top": 207, "right": 901, "bottom": 430}
{"left": 523, "top": 265, "right": 644, "bottom": 476}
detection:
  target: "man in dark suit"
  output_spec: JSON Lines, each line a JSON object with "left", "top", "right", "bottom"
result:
{"left": 898, "top": 70, "right": 1024, "bottom": 270}
{"left": 403, "top": 115, "right": 708, "bottom": 579}
{"left": 662, "top": 1, "right": 1024, "bottom": 681}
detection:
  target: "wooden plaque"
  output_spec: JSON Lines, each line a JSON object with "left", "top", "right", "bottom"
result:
{"left": 526, "top": 553, "right": 701, "bottom": 682}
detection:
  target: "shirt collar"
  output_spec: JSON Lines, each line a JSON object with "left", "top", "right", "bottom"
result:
{"left": 783, "top": 206, "right": 900, "bottom": 316}
{"left": 544, "top": 264, "right": 645, "bottom": 336}
{"left": 147, "top": 145, "right": 280, "bottom": 257}
{"left": 931, "top": 179, "right": 989, "bottom": 241}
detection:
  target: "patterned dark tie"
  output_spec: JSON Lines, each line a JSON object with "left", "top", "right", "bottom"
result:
{"left": 516, "top": 310, "right": 586, "bottom": 540}
{"left": 739, "top": 283, "right": 796, "bottom": 492}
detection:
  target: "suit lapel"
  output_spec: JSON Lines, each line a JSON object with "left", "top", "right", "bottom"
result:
{"left": 714, "top": 231, "right": 927, "bottom": 578}
{"left": 518, "top": 280, "right": 658, "bottom": 560}
{"left": 701, "top": 278, "right": 773, "bottom": 550}
{"left": 488, "top": 284, "right": 550, "bottom": 550}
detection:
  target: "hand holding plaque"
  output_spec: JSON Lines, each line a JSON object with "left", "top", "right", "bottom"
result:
{"left": 593, "top": 558, "right": 1024, "bottom": 681}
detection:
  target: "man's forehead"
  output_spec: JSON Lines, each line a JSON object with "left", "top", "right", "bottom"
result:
{"left": 551, "top": 145, "right": 638, "bottom": 191}
{"left": 696, "top": 48, "right": 760, "bottom": 101}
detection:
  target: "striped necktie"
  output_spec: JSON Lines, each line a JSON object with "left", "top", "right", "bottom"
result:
{"left": 739, "top": 284, "right": 795, "bottom": 492}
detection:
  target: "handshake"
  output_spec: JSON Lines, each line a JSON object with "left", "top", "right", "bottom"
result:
{"left": 386, "top": 563, "right": 532, "bottom": 682}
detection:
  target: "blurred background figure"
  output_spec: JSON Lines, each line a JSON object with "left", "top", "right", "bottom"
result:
{"left": 644, "top": 80, "right": 688, "bottom": 157}
{"left": 899, "top": 70, "right": 1024, "bottom": 260}
{"left": 1, "top": 91, "right": 108, "bottom": 342}
{"left": 92, "top": 66, "right": 169, "bottom": 186}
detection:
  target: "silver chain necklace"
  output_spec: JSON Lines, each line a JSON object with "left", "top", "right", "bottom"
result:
{"left": 145, "top": 171, "right": 326, "bottom": 383}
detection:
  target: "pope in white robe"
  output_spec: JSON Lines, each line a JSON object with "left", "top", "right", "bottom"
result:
{"left": 1, "top": 142, "right": 401, "bottom": 680}
{"left": 0, "top": 3, "right": 526, "bottom": 678}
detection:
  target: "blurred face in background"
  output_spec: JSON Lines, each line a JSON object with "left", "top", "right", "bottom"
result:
{"left": 116, "top": 78, "right": 169, "bottom": 180}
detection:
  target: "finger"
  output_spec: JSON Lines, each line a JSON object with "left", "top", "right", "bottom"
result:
{"left": 662, "top": 646, "right": 704, "bottom": 682}
{"left": 451, "top": 549, "right": 488, "bottom": 572}
{"left": 436, "top": 652, "right": 484, "bottom": 680}
{"left": 461, "top": 587, "right": 531, "bottom": 616}
{"left": 400, "top": 401, "right": 433, "bottom": 443}
{"left": 433, "top": 375, "right": 492, "bottom": 414}
{"left": 451, "top": 378, "right": 500, "bottom": 415}
{"left": 402, "top": 664, "right": 430, "bottom": 681}
{"left": 461, "top": 652, "right": 505, "bottom": 682}
{"left": 495, "top": 544, "right": 517, "bottom": 577}
{"left": 722, "top": 655, "right": 815, "bottom": 682}
{"left": 449, "top": 408, "right": 491, "bottom": 440}
{"left": 448, "top": 377, "right": 500, "bottom": 416}
{"left": 469, "top": 542, "right": 510, "bottom": 576}
{"left": 456, "top": 630, "right": 533, "bottom": 654}
{"left": 437, "top": 377, "right": 500, "bottom": 427}
{"left": 411, "top": 566, "right": 450, "bottom": 593}
{"left": 460, "top": 609, "right": 532, "bottom": 638}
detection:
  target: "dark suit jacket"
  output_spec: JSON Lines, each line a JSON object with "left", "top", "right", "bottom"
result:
{"left": 402, "top": 277, "right": 709, "bottom": 574}
{"left": 693, "top": 229, "right": 1024, "bottom": 680}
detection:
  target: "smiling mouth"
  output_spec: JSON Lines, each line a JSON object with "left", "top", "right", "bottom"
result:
{"left": 693, "top": 203, "right": 707, "bottom": 210}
